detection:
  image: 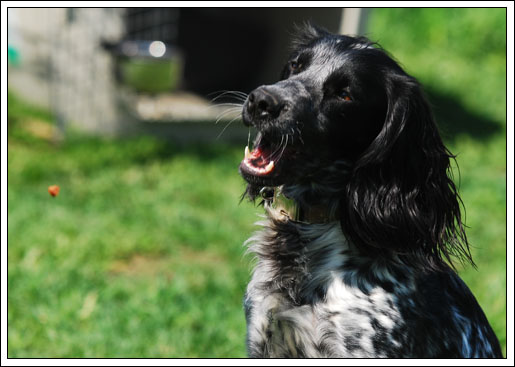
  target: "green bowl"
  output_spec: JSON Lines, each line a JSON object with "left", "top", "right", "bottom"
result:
{"left": 120, "top": 55, "right": 183, "bottom": 93}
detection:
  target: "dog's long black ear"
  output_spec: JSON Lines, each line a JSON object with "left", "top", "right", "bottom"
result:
{"left": 341, "top": 73, "right": 473, "bottom": 271}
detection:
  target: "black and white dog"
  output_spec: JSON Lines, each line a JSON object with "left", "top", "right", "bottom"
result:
{"left": 238, "top": 24, "right": 502, "bottom": 358}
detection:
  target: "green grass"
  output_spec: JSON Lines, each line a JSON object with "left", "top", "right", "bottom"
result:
{"left": 367, "top": 8, "right": 506, "bottom": 125}
{"left": 8, "top": 8, "right": 506, "bottom": 358}
{"left": 8, "top": 106, "right": 257, "bottom": 357}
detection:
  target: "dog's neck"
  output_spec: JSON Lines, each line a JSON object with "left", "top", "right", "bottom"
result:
{"left": 260, "top": 186, "right": 339, "bottom": 224}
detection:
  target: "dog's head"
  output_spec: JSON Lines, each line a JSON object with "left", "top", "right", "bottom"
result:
{"left": 239, "top": 24, "right": 472, "bottom": 270}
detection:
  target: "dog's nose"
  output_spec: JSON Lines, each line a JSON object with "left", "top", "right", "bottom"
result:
{"left": 247, "top": 87, "right": 285, "bottom": 120}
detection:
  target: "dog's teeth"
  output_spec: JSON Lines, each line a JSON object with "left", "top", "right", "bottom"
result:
{"left": 245, "top": 146, "right": 251, "bottom": 160}
{"left": 265, "top": 161, "right": 275, "bottom": 172}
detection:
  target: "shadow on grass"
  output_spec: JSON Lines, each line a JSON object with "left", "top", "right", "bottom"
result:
{"left": 425, "top": 87, "right": 504, "bottom": 142}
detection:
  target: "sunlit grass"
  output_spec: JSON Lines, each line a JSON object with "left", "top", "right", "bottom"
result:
{"left": 8, "top": 115, "right": 258, "bottom": 357}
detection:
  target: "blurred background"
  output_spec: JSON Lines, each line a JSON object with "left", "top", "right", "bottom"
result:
{"left": 7, "top": 8, "right": 506, "bottom": 357}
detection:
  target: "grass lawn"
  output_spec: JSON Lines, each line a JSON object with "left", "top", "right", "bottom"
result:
{"left": 8, "top": 132, "right": 257, "bottom": 357}
{"left": 8, "top": 93, "right": 258, "bottom": 357}
{"left": 8, "top": 8, "right": 506, "bottom": 358}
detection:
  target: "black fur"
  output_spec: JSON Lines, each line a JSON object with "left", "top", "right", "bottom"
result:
{"left": 239, "top": 24, "right": 502, "bottom": 358}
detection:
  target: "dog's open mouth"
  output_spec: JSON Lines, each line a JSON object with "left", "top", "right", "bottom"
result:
{"left": 240, "top": 135, "right": 278, "bottom": 177}
{"left": 239, "top": 133, "right": 292, "bottom": 184}
{"left": 242, "top": 144, "right": 276, "bottom": 176}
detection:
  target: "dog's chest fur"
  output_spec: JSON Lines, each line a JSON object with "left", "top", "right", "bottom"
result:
{"left": 243, "top": 208, "right": 500, "bottom": 358}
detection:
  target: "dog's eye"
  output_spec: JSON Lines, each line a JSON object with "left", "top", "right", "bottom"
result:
{"left": 338, "top": 90, "right": 352, "bottom": 101}
{"left": 290, "top": 61, "right": 301, "bottom": 71}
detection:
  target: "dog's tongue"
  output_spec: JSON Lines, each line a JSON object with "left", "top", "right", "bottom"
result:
{"left": 243, "top": 145, "right": 275, "bottom": 175}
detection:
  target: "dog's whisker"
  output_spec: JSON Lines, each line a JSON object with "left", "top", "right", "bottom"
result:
{"left": 227, "top": 91, "right": 249, "bottom": 99}
{"left": 214, "top": 107, "right": 243, "bottom": 125}
{"left": 217, "top": 90, "right": 248, "bottom": 97}
{"left": 207, "top": 103, "right": 244, "bottom": 113}
{"left": 214, "top": 108, "right": 240, "bottom": 124}
{"left": 209, "top": 90, "right": 249, "bottom": 104}
{"left": 209, "top": 104, "right": 244, "bottom": 116}
{"left": 216, "top": 106, "right": 241, "bottom": 114}
{"left": 209, "top": 90, "right": 247, "bottom": 99}
{"left": 275, "top": 134, "right": 289, "bottom": 162}
{"left": 211, "top": 103, "right": 244, "bottom": 108}
{"left": 216, "top": 115, "right": 242, "bottom": 140}
{"left": 267, "top": 135, "right": 285, "bottom": 160}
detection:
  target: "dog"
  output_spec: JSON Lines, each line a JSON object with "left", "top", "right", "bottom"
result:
{"left": 237, "top": 24, "right": 502, "bottom": 358}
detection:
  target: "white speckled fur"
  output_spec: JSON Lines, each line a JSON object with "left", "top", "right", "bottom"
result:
{"left": 244, "top": 206, "right": 405, "bottom": 357}
{"left": 243, "top": 205, "right": 501, "bottom": 358}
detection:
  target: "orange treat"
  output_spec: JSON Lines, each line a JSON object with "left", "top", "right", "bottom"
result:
{"left": 48, "top": 185, "right": 60, "bottom": 197}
